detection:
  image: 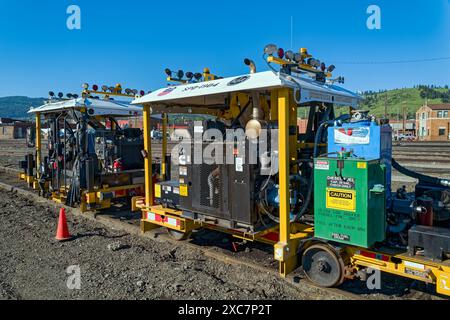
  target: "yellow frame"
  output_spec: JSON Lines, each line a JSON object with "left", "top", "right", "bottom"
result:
{"left": 20, "top": 113, "right": 42, "bottom": 188}
{"left": 137, "top": 86, "right": 450, "bottom": 296}
{"left": 26, "top": 110, "right": 146, "bottom": 212}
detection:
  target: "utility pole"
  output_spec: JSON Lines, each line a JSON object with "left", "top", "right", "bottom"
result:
{"left": 402, "top": 101, "right": 407, "bottom": 135}
{"left": 398, "top": 91, "right": 405, "bottom": 123}
{"left": 384, "top": 93, "right": 388, "bottom": 119}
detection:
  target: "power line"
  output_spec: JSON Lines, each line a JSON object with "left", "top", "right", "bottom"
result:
{"left": 332, "top": 56, "right": 450, "bottom": 65}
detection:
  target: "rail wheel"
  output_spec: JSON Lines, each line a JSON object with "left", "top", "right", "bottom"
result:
{"left": 166, "top": 228, "right": 191, "bottom": 241}
{"left": 302, "top": 243, "right": 345, "bottom": 288}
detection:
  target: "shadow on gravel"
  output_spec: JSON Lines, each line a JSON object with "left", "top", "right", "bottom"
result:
{"left": 291, "top": 267, "right": 445, "bottom": 300}
{"left": 93, "top": 200, "right": 141, "bottom": 224}
{"left": 72, "top": 232, "right": 129, "bottom": 241}
{"left": 188, "top": 229, "right": 278, "bottom": 270}
{"left": 189, "top": 230, "right": 445, "bottom": 299}
{"left": 339, "top": 274, "right": 445, "bottom": 299}
{"left": 189, "top": 229, "right": 272, "bottom": 254}
{"left": 72, "top": 227, "right": 130, "bottom": 241}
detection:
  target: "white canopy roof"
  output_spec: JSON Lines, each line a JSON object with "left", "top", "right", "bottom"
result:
{"left": 29, "top": 98, "right": 143, "bottom": 117}
{"left": 132, "top": 71, "right": 361, "bottom": 108}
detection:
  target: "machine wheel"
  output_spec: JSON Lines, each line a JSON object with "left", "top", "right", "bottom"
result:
{"left": 166, "top": 228, "right": 191, "bottom": 241}
{"left": 302, "top": 243, "right": 345, "bottom": 288}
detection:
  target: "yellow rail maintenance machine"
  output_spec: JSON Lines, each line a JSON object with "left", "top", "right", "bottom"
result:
{"left": 131, "top": 45, "right": 450, "bottom": 296}
{"left": 20, "top": 84, "right": 153, "bottom": 212}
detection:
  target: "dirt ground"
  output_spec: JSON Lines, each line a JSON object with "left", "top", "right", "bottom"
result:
{"left": 0, "top": 139, "right": 448, "bottom": 300}
{"left": 1, "top": 178, "right": 446, "bottom": 300}
{"left": 0, "top": 188, "right": 344, "bottom": 300}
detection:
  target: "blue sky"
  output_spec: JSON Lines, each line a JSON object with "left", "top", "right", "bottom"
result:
{"left": 0, "top": 0, "right": 448, "bottom": 97}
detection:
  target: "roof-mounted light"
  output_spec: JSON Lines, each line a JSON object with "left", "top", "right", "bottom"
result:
{"left": 264, "top": 44, "right": 277, "bottom": 56}
{"left": 101, "top": 85, "right": 108, "bottom": 92}
{"left": 307, "top": 58, "right": 320, "bottom": 68}
{"left": 277, "top": 48, "right": 285, "bottom": 59}
{"left": 177, "top": 70, "right": 184, "bottom": 79}
{"left": 285, "top": 50, "right": 294, "bottom": 61}
{"left": 327, "top": 65, "right": 336, "bottom": 73}
{"left": 186, "top": 72, "right": 194, "bottom": 80}
{"left": 49, "top": 91, "right": 55, "bottom": 97}
{"left": 194, "top": 73, "right": 202, "bottom": 81}
{"left": 320, "top": 62, "right": 326, "bottom": 72}
{"left": 92, "top": 84, "right": 99, "bottom": 91}
{"left": 165, "top": 68, "right": 172, "bottom": 77}
{"left": 82, "top": 83, "right": 89, "bottom": 90}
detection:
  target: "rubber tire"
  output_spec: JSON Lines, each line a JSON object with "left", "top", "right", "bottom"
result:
{"left": 166, "top": 228, "right": 191, "bottom": 241}
{"left": 302, "top": 243, "right": 345, "bottom": 288}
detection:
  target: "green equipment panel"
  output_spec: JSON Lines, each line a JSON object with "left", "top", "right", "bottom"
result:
{"left": 314, "top": 157, "right": 386, "bottom": 248}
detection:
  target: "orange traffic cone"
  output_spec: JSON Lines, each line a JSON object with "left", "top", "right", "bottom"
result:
{"left": 56, "top": 208, "right": 72, "bottom": 241}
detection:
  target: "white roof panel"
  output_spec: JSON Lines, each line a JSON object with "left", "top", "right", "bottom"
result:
{"left": 29, "top": 98, "right": 143, "bottom": 117}
{"left": 132, "top": 71, "right": 362, "bottom": 108}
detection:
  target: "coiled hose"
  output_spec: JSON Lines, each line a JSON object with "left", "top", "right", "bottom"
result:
{"left": 293, "top": 121, "right": 328, "bottom": 221}
{"left": 259, "top": 121, "right": 329, "bottom": 223}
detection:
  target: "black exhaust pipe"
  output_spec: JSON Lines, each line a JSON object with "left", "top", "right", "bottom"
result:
{"left": 392, "top": 158, "right": 450, "bottom": 187}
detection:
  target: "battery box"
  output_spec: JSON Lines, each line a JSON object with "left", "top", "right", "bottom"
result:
{"left": 155, "top": 181, "right": 180, "bottom": 209}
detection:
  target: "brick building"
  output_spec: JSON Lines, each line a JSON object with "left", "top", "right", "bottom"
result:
{"left": 416, "top": 103, "right": 450, "bottom": 141}
{"left": 389, "top": 120, "right": 415, "bottom": 133}
{"left": 0, "top": 118, "right": 33, "bottom": 140}
{"left": 297, "top": 119, "right": 308, "bottom": 134}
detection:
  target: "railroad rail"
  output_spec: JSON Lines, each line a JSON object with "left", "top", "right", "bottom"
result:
{"left": 0, "top": 166, "right": 440, "bottom": 300}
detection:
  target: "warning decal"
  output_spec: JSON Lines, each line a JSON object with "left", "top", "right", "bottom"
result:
{"left": 179, "top": 184, "right": 188, "bottom": 197}
{"left": 315, "top": 160, "right": 329, "bottom": 170}
{"left": 155, "top": 184, "right": 161, "bottom": 198}
{"left": 326, "top": 188, "right": 356, "bottom": 211}
{"left": 334, "top": 127, "right": 370, "bottom": 145}
{"left": 327, "top": 176, "right": 355, "bottom": 189}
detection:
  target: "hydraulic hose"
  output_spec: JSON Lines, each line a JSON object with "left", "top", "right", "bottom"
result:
{"left": 259, "top": 174, "right": 306, "bottom": 224}
{"left": 294, "top": 114, "right": 351, "bottom": 222}
{"left": 293, "top": 121, "right": 327, "bottom": 221}
{"left": 392, "top": 158, "right": 450, "bottom": 187}
{"left": 259, "top": 110, "right": 350, "bottom": 223}
{"left": 230, "top": 100, "right": 252, "bottom": 128}
{"left": 207, "top": 173, "right": 215, "bottom": 207}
